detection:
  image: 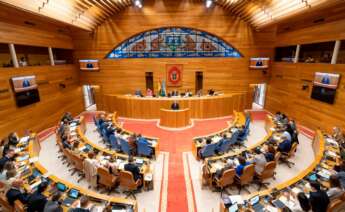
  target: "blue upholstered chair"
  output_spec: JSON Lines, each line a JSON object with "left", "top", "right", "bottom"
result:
{"left": 200, "top": 143, "right": 218, "bottom": 158}
{"left": 102, "top": 128, "right": 110, "bottom": 144}
{"left": 137, "top": 139, "right": 153, "bottom": 157}
{"left": 109, "top": 134, "right": 120, "bottom": 151}
{"left": 120, "top": 138, "right": 131, "bottom": 155}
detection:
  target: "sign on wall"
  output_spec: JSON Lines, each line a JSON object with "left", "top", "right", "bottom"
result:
{"left": 166, "top": 64, "right": 183, "bottom": 87}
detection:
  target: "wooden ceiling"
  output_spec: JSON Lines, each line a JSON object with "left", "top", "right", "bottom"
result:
{"left": 0, "top": 0, "right": 132, "bottom": 31}
{"left": 0, "top": 0, "right": 344, "bottom": 31}
{"left": 215, "top": 0, "right": 345, "bottom": 29}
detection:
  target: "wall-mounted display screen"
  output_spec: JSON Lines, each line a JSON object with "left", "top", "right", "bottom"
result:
{"left": 311, "top": 72, "right": 340, "bottom": 104}
{"left": 79, "top": 59, "right": 99, "bottom": 71}
{"left": 249, "top": 57, "right": 269, "bottom": 69}
{"left": 11, "top": 75, "right": 40, "bottom": 107}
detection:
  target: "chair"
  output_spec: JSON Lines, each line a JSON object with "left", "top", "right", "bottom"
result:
{"left": 201, "top": 164, "right": 212, "bottom": 189}
{"left": 120, "top": 138, "right": 131, "bottom": 155}
{"left": 14, "top": 200, "right": 26, "bottom": 212}
{"left": 102, "top": 128, "right": 110, "bottom": 144}
{"left": 327, "top": 199, "right": 344, "bottom": 212}
{"left": 236, "top": 128, "right": 249, "bottom": 148}
{"left": 69, "top": 152, "right": 85, "bottom": 182}
{"left": 137, "top": 139, "right": 153, "bottom": 157}
{"left": 200, "top": 143, "right": 218, "bottom": 159}
{"left": 97, "top": 167, "right": 118, "bottom": 194}
{"left": 279, "top": 143, "right": 298, "bottom": 168}
{"left": 214, "top": 168, "right": 236, "bottom": 196}
{"left": 118, "top": 171, "right": 141, "bottom": 199}
{"left": 255, "top": 161, "right": 277, "bottom": 190}
{"left": 0, "top": 193, "right": 13, "bottom": 211}
{"left": 235, "top": 164, "right": 255, "bottom": 194}
{"left": 109, "top": 134, "right": 120, "bottom": 151}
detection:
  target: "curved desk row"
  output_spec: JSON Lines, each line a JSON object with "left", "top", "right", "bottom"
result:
{"left": 191, "top": 111, "right": 247, "bottom": 159}
{"left": 26, "top": 134, "right": 138, "bottom": 211}
{"left": 219, "top": 130, "right": 342, "bottom": 212}
{"left": 103, "top": 93, "right": 248, "bottom": 119}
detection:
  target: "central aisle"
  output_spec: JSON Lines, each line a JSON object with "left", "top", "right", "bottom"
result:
{"left": 121, "top": 117, "right": 233, "bottom": 212}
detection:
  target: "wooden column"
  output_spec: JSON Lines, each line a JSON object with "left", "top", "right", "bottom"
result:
{"left": 331, "top": 40, "right": 341, "bottom": 64}
{"left": 8, "top": 43, "right": 18, "bottom": 68}
{"left": 294, "top": 45, "right": 300, "bottom": 63}
{"left": 48, "top": 47, "right": 55, "bottom": 66}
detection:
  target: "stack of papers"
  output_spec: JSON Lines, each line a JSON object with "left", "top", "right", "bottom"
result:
{"left": 229, "top": 195, "right": 244, "bottom": 204}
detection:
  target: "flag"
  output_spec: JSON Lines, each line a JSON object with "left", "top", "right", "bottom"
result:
{"left": 161, "top": 79, "right": 166, "bottom": 97}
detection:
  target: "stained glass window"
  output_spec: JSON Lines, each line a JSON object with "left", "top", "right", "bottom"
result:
{"left": 106, "top": 27, "right": 242, "bottom": 59}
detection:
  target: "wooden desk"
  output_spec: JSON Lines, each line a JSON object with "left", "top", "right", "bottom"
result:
{"left": 103, "top": 93, "right": 248, "bottom": 119}
{"left": 159, "top": 108, "right": 191, "bottom": 128}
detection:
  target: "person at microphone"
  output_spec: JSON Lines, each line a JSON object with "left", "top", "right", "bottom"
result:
{"left": 171, "top": 100, "right": 180, "bottom": 110}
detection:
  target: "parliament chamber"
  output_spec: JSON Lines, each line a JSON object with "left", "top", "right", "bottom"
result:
{"left": 1, "top": 0, "right": 345, "bottom": 212}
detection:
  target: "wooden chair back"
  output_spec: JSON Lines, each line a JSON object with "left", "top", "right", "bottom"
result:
{"left": 119, "top": 171, "right": 140, "bottom": 191}
{"left": 288, "top": 143, "right": 298, "bottom": 157}
{"left": 258, "top": 161, "right": 276, "bottom": 180}
{"left": 14, "top": 200, "right": 26, "bottom": 212}
{"left": 238, "top": 164, "right": 255, "bottom": 185}
{"left": 218, "top": 168, "right": 235, "bottom": 187}
{"left": 97, "top": 167, "right": 117, "bottom": 188}
{"left": 0, "top": 193, "right": 13, "bottom": 211}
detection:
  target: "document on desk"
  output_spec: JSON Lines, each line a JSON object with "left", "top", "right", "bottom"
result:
{"left": 229, "top": 195, "right": 244, "bottom": 204}
{"left": 265, "top": 205, "right": 278, "bottom": 212}
{"left": 213, "top": 162, "right": 224, "bottom": 171}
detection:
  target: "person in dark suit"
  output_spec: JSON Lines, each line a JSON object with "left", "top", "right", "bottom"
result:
{"left": 308, "top": 181, "right": 330, "bottom": 212}
{"left": 6, "top": 179, "right": 30, "bottom": 206}
{"left": 61, "top": 112, "right": 73, "bottom": 123}
{"left": 264, "top": 145, "right": 276, "bottom": 162}
{"left": 7, "top": 132, "right": 19, "bottom": 146}
{"left": 277, "top": 137, "right": 292, "bottom": 153}
{"left": 124, "top": 156, "right": 141, "bottom": 182}
{"left": 0, "top": 149, "right": 15, "bottom": 172}
{"left": 171, "top": 101, "right": 180, "bottom": 110}
{"left": 27, "top": 181, "right": 49, "bottom": 212}
{"left": 43, "top": 192, "right": 62, "bottom": 212}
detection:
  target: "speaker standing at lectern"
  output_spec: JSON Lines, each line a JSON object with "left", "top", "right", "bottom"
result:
{"left": 171, "top": 100, "right": 180, "bottom": 110}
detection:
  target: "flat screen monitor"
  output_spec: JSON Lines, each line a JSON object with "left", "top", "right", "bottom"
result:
{"left": 249, "top": 57, "right": 269, "bottom": 69}
{"left": 11, "top": 75, "right": 40, "bottom": 107}
{"left": 311, "top": 72, "right": 340, "bottom": 104}
{"left": 79, "top": 59, "right": 100, "bottom": 71}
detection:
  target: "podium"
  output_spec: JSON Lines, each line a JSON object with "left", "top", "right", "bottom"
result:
{"left": 159, "top": 108, "right": 191, "bottom": 128}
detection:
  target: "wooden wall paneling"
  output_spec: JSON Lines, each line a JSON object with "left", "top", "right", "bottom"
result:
{"left": 265, "top": 62, "right": 345, "bottom": 132}
{"left": 0, "top": 65, "right": 84, "bottom": 138}
{"left": 72, "top": 0, "right": 274, "bottom": 95}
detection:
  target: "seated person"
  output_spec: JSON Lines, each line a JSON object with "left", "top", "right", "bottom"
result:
{"left": 264, "top": 145, "right": 276, "bottom": 162}
{"left": 199, "top": 138, "right": 212, "bottom": 159}
{"left": 134, "top": 89, "right": 142, "bottom": 97}
{"left": 1, "top": 170, "right": 17, "bottom": 193}
{"left": 137, "top": 134, "right": 151, "bottom": 146}
{"left": 146, "top": 88, "right": 153, "bottom": 97}
{"left": 171, "top": 90, "right": 179, "bottom": 96}
{"left": 124, "top": 156, "right": 141, "bottom": 182}
{"left": 7, "top": 132, "right": 19, "bottom": 147}
{"left": 252, "top": 148, "right": 267, "bottom": 175}
{"left": 68, "top": 196, "right": 94, "bottom": 212}
{"left": 308, "top": 181, "right": 330, "bottom": 212}
{"left": 0, "top": 149, "right": 15, "bottom": 171}
{"left": 71, "top": 141, "right": 81, "bottom": 155}
{"left": 44, "top": 192, "right": 63, "bottom": 212}
{"left": 327, "top": 175, "right": 344, "bottom": 200}
{"left": 61, "top": 135, "right": 72, "bottom": 149}
{"left": 332, "top": 126, "right": 345, "bottom": 147}
{"left": 6, "top": 179, "right": 30, "bottom": 206}
{"left": 128, "top": 134, "right": 137, "bottom": 155}
{"left": 274, "top": 111, "right": 282, "bottom": 122}
{"left": 334, "top": 163, "right": 345, "bottom": 189}
{"left": 217, "top": 134, "right": 229, "bottom": 149}
{"left": 277, "top": 136, "right": 292, "bottom": 153}
{"left": 171, "top": 101, "right": 180, "bottom": 110}
{"left": 235, "top": 156, "right": 250, "bottom": 176}
{"left": 0, "top": 160, "right": 15, "bottom": 180}
{"left": 27, "top": 181, "right": 49, "bottom": 212}
{"left": 282, "top": 131, "right": 292, "bottom": 142}
{"left": 215, "top": 159, "right": 234, "bottom": 179}
{"left": 61, "top": 112, "right": 73, "bottom": 123}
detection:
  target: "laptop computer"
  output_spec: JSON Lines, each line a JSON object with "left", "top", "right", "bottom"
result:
{"left": 249, "top": 195, "right": 264, "bottom": 212}
{"left": 49, "top": 182, "right": 68, "bottom": 194}
{"left": 62, "top": 189, "right": 79, "bottom": 206}
{"left": 272, "top": 199, "right": 287, "bottom": 209}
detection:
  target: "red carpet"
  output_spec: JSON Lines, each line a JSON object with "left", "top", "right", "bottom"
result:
{"left": 122, "top": 117, "right": 232, "bottom": 212}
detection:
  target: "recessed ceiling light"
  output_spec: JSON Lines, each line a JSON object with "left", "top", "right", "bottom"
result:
{"left": 206, "top": 0, "right": 213, "bottom": 8}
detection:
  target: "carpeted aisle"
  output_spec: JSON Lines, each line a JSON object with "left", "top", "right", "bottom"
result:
{"left": 122, "top": 117, "right": 232, "bottom": 212}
